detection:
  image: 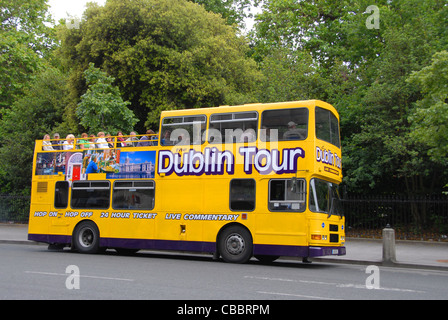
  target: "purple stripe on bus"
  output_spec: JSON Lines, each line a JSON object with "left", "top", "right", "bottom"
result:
{"left": 29, "top": 233, "right": 345, "bottom": 258}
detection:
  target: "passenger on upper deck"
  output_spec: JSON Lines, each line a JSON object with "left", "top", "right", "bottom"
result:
{"left": 126, "top": 131, "right": 139, "bottom": 147}
{"left": 137, "top": 129, "right": 155, "bottom": 147}
{"left": 106, "top": 134, "right": 115, "bottom": 148}
{"left": 117, "top": 131, "right": 126, "bottom": 147}
{"left": 78, "top": 133, "right": 89, "bottom": 149}
{"left": 96, "top": 132, "right": 109, "bottom": 149}
{"left": 42, "top": 134, "right": 54, "bottom": 151}
{"left": 88, "top": 134, "right": 96, "bottom": 151}
{"left": 63, "top": 134, "right": 75, "bottom": 150}
{"left": 52, "top": 133, "right": 61, "bottom": 150}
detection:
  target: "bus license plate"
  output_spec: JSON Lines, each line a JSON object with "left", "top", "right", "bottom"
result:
{"left": 332, "top": 249, "right": 338, "bottom": 255}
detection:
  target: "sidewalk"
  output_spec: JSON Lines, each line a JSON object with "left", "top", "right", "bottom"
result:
{"left": 1, "top": 224, "right": 447, "bottom": 271}
{"left": 0, "top": 223, "right": 32, "bottom": 245}
{"left": 315, "top": 238, "right": 448, "bottom": 271}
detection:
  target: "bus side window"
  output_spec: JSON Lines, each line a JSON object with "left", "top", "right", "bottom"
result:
{"left": 161, "top": 115, "right": 206, "bottom": 146}
{"left": 315, "top": 107, "right": 340, "bottom": 147}
{"left": 71, "top": 181, "right": 110, "bottom": 209}
{"left": 54, "top": 181, "right": 69, "bottom": 209}
{"left": 112, "top": 180, "right": 155, "bottom": 210}
{"left": 209, "top": 112, "right": 258, "bottom": 144}
{"left": 260, "top": 108, "right": 308, "bottom": 142}
{"left": 268, "top": 179, "right": 306, "bottom": 212}
{"left": 230, "top": 179, "right": 255, "bottom": 211}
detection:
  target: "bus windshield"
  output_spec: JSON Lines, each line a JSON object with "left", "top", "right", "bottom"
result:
{"left": 309, "top": 178, "right": 343, "bottom": 218}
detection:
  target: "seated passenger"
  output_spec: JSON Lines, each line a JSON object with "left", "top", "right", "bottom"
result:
{"left": 78, "top": 133, "right": 89, "bottom": 149}
{"left": 42, "top": 134, "right": 54, "bottom": 151}
{"left": 125, "top": 131, "right": 139, "bottom": 147}
{"left": 63, "top": 134, "right": 75, "bottom": 150}
{"left": 161, "top": 130, "right": 172, "bottom": 146}
{"left": 283, "top": 121, "right": 306, "bottom": 140}
{"left": 52, "top": 133, "right": 62, "bottom": 150}
{"left": 137, "top": 129, "right": 155, "bottom": 147}
{"left": 117, "top": 131, "right": 126, "bottom": 147}
{"left": 96, "top": 132, "right": 109, "bottom": 149}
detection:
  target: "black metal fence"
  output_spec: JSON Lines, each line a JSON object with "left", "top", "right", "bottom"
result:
{"left": 0, "top": 195, "right": 30, "bottom": 223}
{"left": 342, "top": 194, "right": 448, "bottom": 241}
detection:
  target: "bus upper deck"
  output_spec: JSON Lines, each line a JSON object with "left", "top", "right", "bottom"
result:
{"left": 35, "top": 100, "right": 342, "bottom": 182}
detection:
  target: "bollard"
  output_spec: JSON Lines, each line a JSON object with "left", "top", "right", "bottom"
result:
{"left": 382, "top": 224, "right": 396, "bottom": 265}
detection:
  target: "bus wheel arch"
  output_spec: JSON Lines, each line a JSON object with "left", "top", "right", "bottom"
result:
{"left": 72, "top": 220, "right": 100, "bottom": 254}
{"left": 216, "top": 223, "right": 253, "bottom": 264}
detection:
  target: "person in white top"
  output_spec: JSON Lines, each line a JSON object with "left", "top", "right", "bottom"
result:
{"left": 96, "top": 132, "right": 109, "bottom": 149}
{"left": 63, "top": 134, "right": 75, "bottom": 150}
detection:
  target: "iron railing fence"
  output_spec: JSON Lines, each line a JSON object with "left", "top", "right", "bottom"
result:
{"left": 0, "top": 195, "right": 31, "bottom": 223}
{"left": 342, "top": 194, "right": 448, "bottom": 241}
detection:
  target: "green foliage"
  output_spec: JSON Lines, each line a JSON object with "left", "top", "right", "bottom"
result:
{"left": 189, "top": 0, "right": 258, "bottom": 27}
{"left": 77, "top": 63, "right": 138, "bottom": 134}
{"left": 0, "top": 67, "right": 69, "bottom": 194}
{"left": 408, "top": 51, "right": 448, "bottom": 163}
{"left": 1, "top": 0, "right": 448, "bottom": 198}
{"left": 251, "top": 0, "right": 448, "bottom": 195}
{"left": 57, "top": 0, "right": 262, "bottom": 131}
{"left": 255, "top": 48, "right": 329, "bottom": 103}
{"left": 0, "top": 0, "right": 54, "bottom": 110}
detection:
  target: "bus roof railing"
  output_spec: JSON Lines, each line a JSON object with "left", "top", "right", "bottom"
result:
{"left": 39, "top": 133, "right": 159, "bottom": 151}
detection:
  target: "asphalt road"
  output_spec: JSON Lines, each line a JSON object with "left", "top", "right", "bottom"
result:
{"left": 1, "top": 243, "right": 447, "bottom": 301}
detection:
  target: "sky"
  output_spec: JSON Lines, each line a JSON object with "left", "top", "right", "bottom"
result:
{"left": 47, "top": 0, "right": 259, "bottom": 31}
{"left": 47, "top": 0, "right": 106, "bottom": 22}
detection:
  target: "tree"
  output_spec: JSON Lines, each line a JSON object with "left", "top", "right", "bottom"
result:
{"left": 341, "top": 0, "right": 448, "bottom": 195}
{"left": 77, "top": 63, "right": 138, "bottom": 134}
{"left": 255, "top": 48, "right": 329, "bottom": 103}
{"left": 189, "top": 0, "right": 258, "bottom": 27}
{"left": 57, "top": 0, "right": 262, "bottom": 132}
{"left": 0, "top": 67, "right": 69, "bottom": 194}
{"left": 408, "top": 51, "right": 448, "bottom": 164}
{"left": 0, "top": 0, "right": 54, "bottom": 110}
{"left": 250, "top": 0, "right": 448, "bottom": 195}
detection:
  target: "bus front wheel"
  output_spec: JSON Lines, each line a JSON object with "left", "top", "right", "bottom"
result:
{"left": 73, "top": 221, "right": 100, "bottom": 254}
{"left": 218, "top": 225, "right": 253, "bottom": 264}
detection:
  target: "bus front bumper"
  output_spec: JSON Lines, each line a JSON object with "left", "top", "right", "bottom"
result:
{"left": 309, "top": 246, "right": 346, "bottom": 257}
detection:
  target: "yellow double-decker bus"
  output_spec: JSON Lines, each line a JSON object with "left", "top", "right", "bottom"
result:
{"left": 28, "top": 100, "right": 345, "bottom": 263}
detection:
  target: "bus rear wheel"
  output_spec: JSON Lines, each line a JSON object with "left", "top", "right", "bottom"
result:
{"left": 73, "top": 221, "right": 100, "bottom": 254}
{"left": 218, "top": 226, "right": 253, "bottom": 264}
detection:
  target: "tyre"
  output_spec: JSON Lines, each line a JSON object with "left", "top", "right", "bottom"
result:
{"left": 73, "top": 221, "right": 100, "bottom": 254}
{"left": 218, "top": 225, "right": 253, "bottom": 264}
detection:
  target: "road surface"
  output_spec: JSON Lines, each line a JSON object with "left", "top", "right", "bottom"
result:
{"left": 1, "top": 243, "right": 447, "bottom": 301}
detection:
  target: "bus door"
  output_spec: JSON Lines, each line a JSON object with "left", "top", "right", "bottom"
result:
{"left": 51, "top": 180, "right": 70, "bottom": 228}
